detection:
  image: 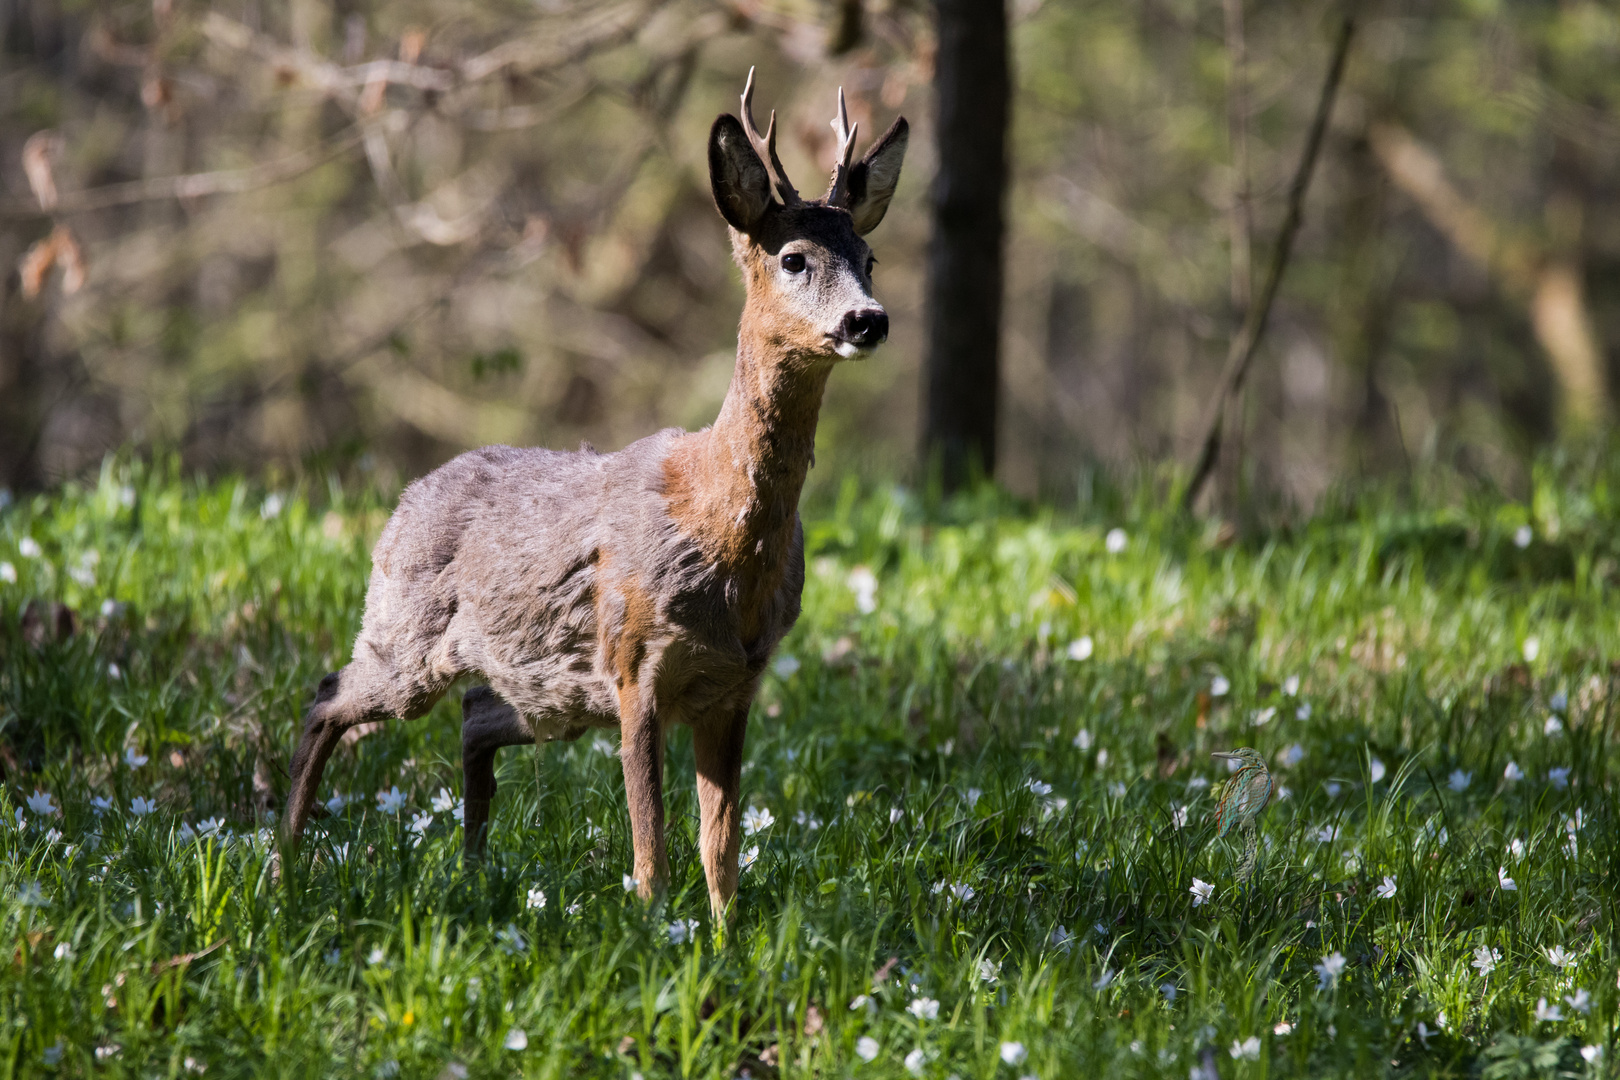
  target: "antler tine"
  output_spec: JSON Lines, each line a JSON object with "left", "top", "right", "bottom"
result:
{"left": 826, "top": 86, "right": 861, "bottom": 208}
{"left": 740, "top": 66, "right": 800, "bottom": 205}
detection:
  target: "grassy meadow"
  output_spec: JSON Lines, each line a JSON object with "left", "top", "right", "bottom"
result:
{"left": 0, "top": 457, "right": 1617, "bottom": 1078}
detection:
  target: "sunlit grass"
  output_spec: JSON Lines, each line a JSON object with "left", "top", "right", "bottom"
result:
{"left": 1, "top": 456, "right": 1616, "bottom": 1077}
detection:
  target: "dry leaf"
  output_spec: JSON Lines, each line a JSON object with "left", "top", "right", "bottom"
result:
{"left": 22, "top": 131, "right": 62, "bottom": 211}
{"left": 54, "top": 225, "right": 86, "bottom": 294}
{"left": 19, "top": 231, "right": 59, "bottom": 299}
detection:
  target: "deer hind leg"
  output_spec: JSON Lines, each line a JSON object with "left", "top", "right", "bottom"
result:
{"left": 283, "top": 657, "right": 445, "bottom": 847}
{"left": 693, "top": 705, "right": 748, "bottom": 923}
{"left": 460, "top": 685, "right": 534, "bottom": 859}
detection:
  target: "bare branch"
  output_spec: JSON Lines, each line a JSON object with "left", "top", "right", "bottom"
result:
{"left": 1183, "top": 10, "right": 1356, "bottom": 512}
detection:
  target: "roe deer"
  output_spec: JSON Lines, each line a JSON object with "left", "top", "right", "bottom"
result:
{"left": 283, "top": 70, "right": 908, "bottom": 920}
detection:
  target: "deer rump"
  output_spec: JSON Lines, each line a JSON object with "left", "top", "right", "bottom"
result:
{"left": 356, "top": 435, "right": 802, "bottom": 740}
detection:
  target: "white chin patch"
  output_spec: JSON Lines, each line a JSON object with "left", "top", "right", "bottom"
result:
{"left": 834, "top": 340, "right": 862, "bottom": 359}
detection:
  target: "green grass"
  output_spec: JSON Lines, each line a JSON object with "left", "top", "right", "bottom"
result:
{"left": 1, "top": 455, "right": 1617, "bottom": 1078}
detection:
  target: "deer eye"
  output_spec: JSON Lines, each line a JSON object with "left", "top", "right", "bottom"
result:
{"left": 781, "top": 252, "right": 806, "bottom": 274}
{"left": 865, "top": 257, "right": 876, "bottom": 278}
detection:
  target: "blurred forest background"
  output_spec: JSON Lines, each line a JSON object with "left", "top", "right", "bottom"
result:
{"left": 4, "top": 0, "right": 1620, "bottom": 514}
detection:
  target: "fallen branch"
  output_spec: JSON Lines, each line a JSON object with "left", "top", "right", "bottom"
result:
{"left": 1182, "top": 10, "right": 1356, "bottom": 512}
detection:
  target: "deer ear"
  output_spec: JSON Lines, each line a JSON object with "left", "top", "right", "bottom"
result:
{"left": 709, "top": 115, "right": 774, "bottom": 233}
{"left": 845, "top": 117, "right": 908, "bottom": 235}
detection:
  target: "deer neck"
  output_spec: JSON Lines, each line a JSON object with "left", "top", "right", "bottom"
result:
{"left": 665, "top": 313, "right": 830, "bottom": 628}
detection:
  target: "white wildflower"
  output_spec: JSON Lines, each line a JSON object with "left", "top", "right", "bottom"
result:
{"left": 1283, "top": 675, "right": 1300, "bottom": 696}
{"left": 1105, "top": 527, "right": 1128, "bottom": 553}
{"left": 90, "top": 796, "right": 112, "bottom": 816}
{"left": 1582, "top": 1046, "right": 1602, "bottom": 1065}
{"left": 1000, "top": 1041, "right": 1028, "bottom": 1065}
{"left": 1498, "top": 866, "right": 1516, "bottom": 891}
{"left": 41, "top": 1043, "right": 63, "bottom": 1065}
{"left": 1274, "top": 1021, "right": 1293, "bottom": 1036}
{"left": 1230, "top": 1037, "right": 1260, "bottom": 1061}
{"left": 54, "top": 942, "right": 72, "bottom": 961}
{"left": 1545, "top": 945, "right": 1576, "bottom": 969}
{"left": 408, "top": 811, "right": 432, "bottom": 837}
{"left": 197, "top": 817, "right": 225, "bottom": 837}
{"left": 742, "top": 806, "right": 775, "bottom": 835}
{"left": 17, "top": 881, "right": 47, "bottom": 907}
{"left": 1189, "top": 878, "right": 1215, "bottom": 907}
{"left": 1447, "top": 769, "right": 1471, "bottom": 792}
{"left": 667, "top": 918, "right": 700, "bottom": 945}
{"left": 1534, "top": 998, "right": 1562, "bottom": 1022}
{"left": 1093, "top": 968, "right": 1115, "bottom": 990}
{"left": 525, "top": 886, "right": 547, "bottom": 911}
{"left": 1522, "top": 637, "right": 1540, "bottom": 662}
{"left": 622, "top": 874, "right": 639, "bottom": 892}
{"left": 904, "top": 1048, "right": 927, "bottom": 1075}
{"left": 855, "top": 1036, "right": 880, "bottom": 1062}
{"left": 18, "top": 537, "right": 42, "bottom": 558}
{"left": 1026, "top": 779, "right": 1052, "bottom": 797}
{"left": 1296, "top": 702, "right": 1313, "bottom": 720}
{"left": 1376, "top": 875, "right": 1397, "bottom": 900}
{"left": 847, "top": 565, "right": 878, "bottom": 614}
{"left": 1048, "top": 925, "right": 1073, "bottom": 953}
{"left": 503, "top": 1027, "right": 528, "bottom": 1051}
{"left": 129, "top": 796, "right": 156, "bottom": 816}
{"left": 1108, "top": 781, "right": 1126, "bottom": 798}
{"left": 323, "top": 793, "right": 348, "bottom": 815}
{"left": 26, "top": 790, "right": 57, "bottom": 816}
{"left": 324, "top": 949, "right": 342, "bottom": 966}
{"left": 1159, "top": 983, "right": 1177, "bottom": 1001}
{"left": 591, "top": 736, "right": 616, "bottom": 757}
{"left": 0, "top": 562, "right": 14, "bottom": 584}
{"left": 1210, "top": 675, "right": 1230, "bottom": 697}
{"left": 1253, "top": 706, "right": 1275, "bottom": 726}
{"left": 949, "top": 883, "right": 975, "bottom": 902}
{"left": 123, "top": 748, "right": 148, "bottom": 768}
{"left": 1171, "top": 805, "right": 1189, "bottom": 829}
{"left": 495, "top": 923, "right": 527, "bottom": 955}
{"left": 1324, "top": 782, "right": 1343, "bottom": 799}
{"left": 367, "top": 947, "right": 385, "bottom": 965}
{"left": 1315, "top": 951, "right": 1346, "bottom": 989}
{"left": 739, "top": 845, "right": 760, "bottom": 873}
{"left": 906, "top": 997, "right": 939, "bottom": 1021}
{"left": 1565, "top": 988, "right": 1591, "bottom": 1014}
{"left": 1544, "top": 716, "right": 1563, "bottom": 737}
{"left": 772, "top": 654, "right": 800, "bottom": 679}
{"left": 1314, "top": 825, "right": 1340, "bottom": 843}
{"left": 1280, "top": 744, "right": 1305, "bottom": 768}
{"left": 1548, "top": 767, "right": 1570, "bottom": 790}
{"left": 94, "top": 1045, "right": 120, "bottom": 1061}
{"left": 375, "top": 787, "right": 407, "bottom": 813}
{"left": 1066, "top": 636, "right": 1094, "bottom": 662}
{"left": 1471, "top": 945, "right": 1500, "bottom": 975}
{"left": 889, "top": 806, "right": 904, "bottom": 824}
{"left": 1072, "top": 729, "right": 1092, "bottom": 751}
{"left": 1507, "top": 837, "right": 1525, "bottom": 860}
{"left": 1513, "top": 524, "right": 1533, "bottom": 548}
{"left": 1369, "top": 758, "right": 1386, "bottom": 784}
{"left": 977, "top": 958, "right": 1000, "bottom": 984}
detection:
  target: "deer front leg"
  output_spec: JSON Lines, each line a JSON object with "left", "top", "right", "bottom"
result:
{"left": 618, "top": 685, "right": 668, "bottom": 903}
{"left": 693, "top": 704, "right": 748, "bottom": 923}
{"left": 460, "top": 686, "right": 535, "bottom": 859}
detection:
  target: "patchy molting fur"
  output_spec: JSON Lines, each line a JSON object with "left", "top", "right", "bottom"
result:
{"left": 284, "top": 86, "right": 908, "bottom": 921}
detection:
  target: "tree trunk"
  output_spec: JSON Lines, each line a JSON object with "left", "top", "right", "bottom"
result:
{"left": 920, "top": 0, "right": 1009, "bottom": 491}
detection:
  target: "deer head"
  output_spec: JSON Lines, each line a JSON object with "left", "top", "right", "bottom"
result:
{"left": 708, "top": 69, "right": 909, "bottom": 363}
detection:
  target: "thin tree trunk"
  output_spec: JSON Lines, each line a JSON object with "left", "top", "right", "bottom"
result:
{"left": 1182, "top": 11, "right": 1355, "bottom": 512}
{"left": 1368, "top": 123, "right": 1608, "bottom": 431}
{"left": 1223, "top": 0, "right": 1252, "bottom": 315}
{"left": 920, "top": 0, "right": 1009, "bottom": 492}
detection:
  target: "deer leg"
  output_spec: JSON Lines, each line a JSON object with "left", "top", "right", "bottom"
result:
{"left": 460, "top": 685, "right": 534, "bottom": 859}
{"left": 693, "top": 704, "right": 749, "bottom": 923}
{"left": 618, "top": 685, "right": 668, "bottom": 903}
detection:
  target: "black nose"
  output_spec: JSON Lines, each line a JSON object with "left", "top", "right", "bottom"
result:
{"left": 840, "top": 308, "right": 888, "bottom": 347}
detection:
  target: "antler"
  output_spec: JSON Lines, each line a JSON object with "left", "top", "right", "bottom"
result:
{"left": 740, "top": 67, "right": 801, "bottom": 206}
{"left": 825, "top": 87, "right": 860, "bottom": 208}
